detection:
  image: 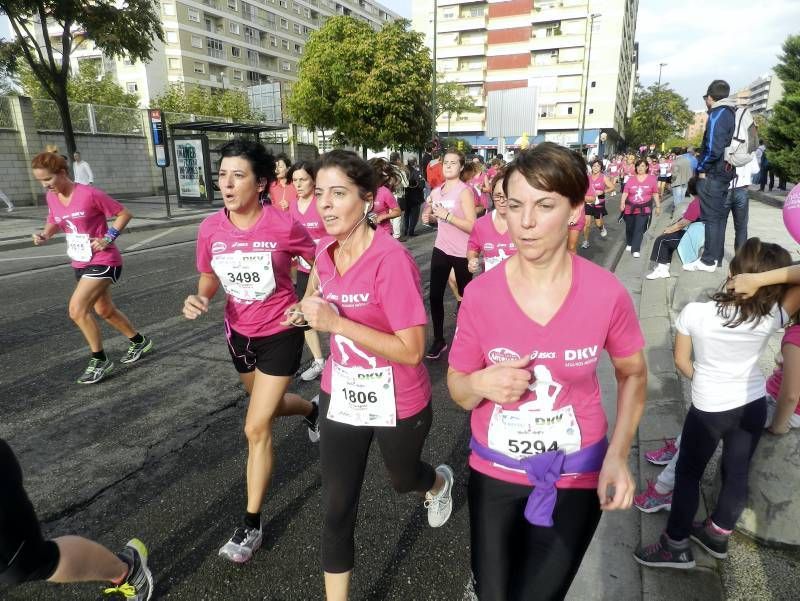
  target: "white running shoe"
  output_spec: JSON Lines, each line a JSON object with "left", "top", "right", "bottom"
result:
{"left": 625, "top": 245, "right": 632, "bottom": 252}
{"left": 646, "top": 264, "right": 671, "bottom": 279}
{"left": 581, "top": 240, "right": 590, "bottom": 249}
{"left": 219, "top": 526, "right": 262, "bottom": 563}
{"left": 683, "top": 259, "right": 716, "bottom": 273}
{"left": 425, "top": 464, "right": 454, "bottom": 528}
{"left": 633, "top": 252, "right": 641, "bottom": 258}
{"left": 600, "top": 227, "right": 608, "bottom": 238}
{"left": 306, "top": 395, "right": 320, "bottom": 443}
{"left": 300, "top": 359, "right": 325, "bottom": 381}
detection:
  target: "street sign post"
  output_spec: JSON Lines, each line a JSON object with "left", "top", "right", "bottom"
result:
{"left": 148, "top": 109, "right": 172, "bottom": 218}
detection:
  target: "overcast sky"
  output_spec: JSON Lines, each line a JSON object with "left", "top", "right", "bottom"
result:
{"left": 4, "top": 0, "right": 798, "bottom": 112}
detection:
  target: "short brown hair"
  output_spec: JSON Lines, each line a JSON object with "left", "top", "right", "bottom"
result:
{"left": 490, "top": 166, "right": 506, "bottom": 193}
{"left": 712, "top": 238, "right": 792, "bottom": 328}
{"left": 31, "top": 151, "right": 68, "bottom": 174}
{"left": 503, "top": 142, "right": 588, "bottom": 207}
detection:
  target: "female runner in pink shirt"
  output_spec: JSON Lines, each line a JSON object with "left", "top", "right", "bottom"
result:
{"left": 447, "top": 142, "right": 647, "bottom": 601}
{"left": 581, "top": 159, "right": 615, "bottom": 249}
{"left": 30, "top": 152, "right": 152, "bottom": 385}
{"left": 620, "top": 159, "right": 661, "bottom": 257}
{"left": 268, "top": 154, "right": 297, "bottom": 211}
{"left": 467, "top": 168, "right": 517, "bottom": 274}
{"left": 367, "top": 157, "right": 402, "bottom": 234}
{"left": 286, "top": 150, "right": 454, "bottom": 601}
{"left": 183, "top": 139, "right": 319, "bottom": 565}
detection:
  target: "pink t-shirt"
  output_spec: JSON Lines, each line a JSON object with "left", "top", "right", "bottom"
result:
{"left": 467, "top": 210, "right": 517, "bottom": 270}
{"left": 46, "top": 184, "right": 124, "bottom": 268}
{"left": 196, "top": 207, "right": 315, "bottom": 337}
{"left": 430, "top": 180, "right": 471, "bottom": 257}
{"left": 268, "top": 180, "right": 297, "bottom": 211}
{"left": 766, "top": 325, "right": 800, "bottom": 416}
{"left": 623, "top": 175, "right": 658, "bottom": 215}
{"left": 568, "top": 184, "right": 594, "bottom": 232}
{"left": 449, "top": 254, "right": 645, "bottom": 488}
{"left": 622, "top": 164, "right": 635, "bottom": 182}
{"left": 316, "top": 229, "right": 431, "bottom": 419}
{"left": 683, "top": 197, "right": 701, "bottom": 222}
{"left": 373, "top": 185, "right": 399, "bottom": 234}
{"left": 470, "top": 173, "right": 490, "bottom": 210}
{"left": 647, "top": 162, "right": 659, "bottom": 177}
{"left": 589, "top": 173, "right": 607, "bottom": 201}
{"left": 608, "top": 162, "right": 620, "bottom": 176}
{"left": 290, "top": 197, "right": 326, "bottom": 274}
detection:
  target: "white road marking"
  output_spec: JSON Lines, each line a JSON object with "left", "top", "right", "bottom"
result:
{"left": 0, "top": 253, "right": 67, "bottom": 262}
{"left": 125, "top": 228, "right": 177, "bottom": 251}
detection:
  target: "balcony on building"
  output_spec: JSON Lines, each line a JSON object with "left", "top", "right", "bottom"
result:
{"left": 531, "top": 0, "right": 589, "bottom": 23}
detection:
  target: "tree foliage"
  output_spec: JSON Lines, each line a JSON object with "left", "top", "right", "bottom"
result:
{"left": 153, "top": 83, "right": 255, "bottom": 120}
{"left": 288, "top": 16, "right": 433, "bottom": 151}
{"left": 626, "top": 83, "right": 693, "bottom": 151}
{"left": 764, "top": 34, "right": 800, "bottom": 182}
{"left": 436, "top": 79, "right": 477, "bottom": 121}
{"left": 19, "top": 61, "right": 139, "bottom": 107}
{"left": 0, "top": 0, "right": 163, "bottom": 158}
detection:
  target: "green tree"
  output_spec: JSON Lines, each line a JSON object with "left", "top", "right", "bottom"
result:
{"left": 764, "top": 34, "right": 800, "bottom": 182}
{"left": 436, "top": 79, "right": 478, "bottom": 136}
{"left": 288, "top": 16, "right": 433, "bottom": 152}
{"left": 626, "top": 83, "right": 693, "bottom": 150}
{"left": 153, "top": 83, "right": 254, "bottom": 120}
{"left": 0, "top": 0, "right": 163, "bottom": 159}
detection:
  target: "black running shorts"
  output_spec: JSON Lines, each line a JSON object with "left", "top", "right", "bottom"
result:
{"left": 0, "top": 439, "right": 60, "bottom": 585}
{"left": 225, "top": 325, "right": 304, "bottom": 376}
{"left": 73, "top": 264, "right": 122, "bottom": 283}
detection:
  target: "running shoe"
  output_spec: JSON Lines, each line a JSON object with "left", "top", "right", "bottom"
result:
{"left": 77, "top": 358, "right": 114, "bottom": 385}
{"left": 690, "top": 519, "right": 729, "bottom": 559}
{"left": 219, "top": 526, "right": 262, "bottom": 563}
{"left": 633, "top": 480, "right": 672, "bottom": 513}
{"left": 581, "top": 240, "right": 590, "bottom": 249}
{"left": 120, "top": 336, "right": 153, "bottom": 364}
{"left": 633, "top": 252, "right": 641, "bottom": 258}
{"left": 425, "top": 464, "right": 454, "bottom": 528}
{"left": 104, "top": 538, "right": 153, "bottom": 600}
{"left": 625, "top": 245, "right": 632, "bottom": 252}
{"left": 300, "top": 358, "right": 325, "bottom": 381}
{"left": 425, "top": 339, "right": 448, "bottom": 360}
{"left": 600, "top": 226, "right": 608, "bottom": 237}
{"left": 646, "top": 264, "right": 671, "bottom": 280}
{"left": 305, "top": 395, "right": 320, "bottom": 443}
{"left": 634, "top": 533, "right": 695, "bottom": 569}
{"left": 645, "top": 437, "right": 678, "bottom": 465}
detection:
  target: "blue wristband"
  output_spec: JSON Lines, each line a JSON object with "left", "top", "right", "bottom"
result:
{"left": 106, "top": 227, "right": 120, "bottom": 241}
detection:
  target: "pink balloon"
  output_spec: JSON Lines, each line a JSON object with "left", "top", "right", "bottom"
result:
{"left": 783, "top": 183, "right": 800, "bottom": 244}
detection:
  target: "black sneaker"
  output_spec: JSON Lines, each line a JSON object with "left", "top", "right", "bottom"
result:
{"left": 425, "top": 339, "right": 448, "bottom": 360}
{"left": 305, "top": 395, "right": 320, "bottom": 443}
{"left": 77, "top": 358, "right": 114, "bottom": 384}
{"left": 634, "top": 533, "right": 695, "bottom": 569}
{"left": 104, "top": 538, "right": 153, "bottom": 600}
{"left": 120, "top": 336, "right": 153, "bottom": 364}
{"left": 690, "top": 519, "right": 729, "bottom": 559}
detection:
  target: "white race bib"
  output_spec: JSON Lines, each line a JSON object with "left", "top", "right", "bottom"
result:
{"left": 66, "top": 233, "right": 92, "bottom": 262}
{"left": 486, "top": 404, "right": 582, "bottom": 472}
{"left": 211, "top": 251, "right": 276, "bottom": 301}
{"left": 484, "top": 255, "right": 502, "bottom": 271}
{"left": 295, "top": 240, "right": 319, "bottom": 272}
{"left": 328, "top": 361, "right": 396, "bottom": 427}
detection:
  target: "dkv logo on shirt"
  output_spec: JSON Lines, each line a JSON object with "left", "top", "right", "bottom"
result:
{"left": 564, "top": 345, "right": 599, "bottom": 366}
{"left": 340, "top": 293, "right": 370, "bottom": 305}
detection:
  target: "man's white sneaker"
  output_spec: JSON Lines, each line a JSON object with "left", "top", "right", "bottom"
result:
{"left": 683, "top": 259, "right": 716, "bottom": 272}
{"left": 633, "top": 252, "right": 641, "bottom": 258}
{"left": 625, "top": 245, "right": 632, "bottom": 252}
{"left": 646, "top": 264, "right": 671, "bottom": 279}
{"left": 600, "top": 227, "right": 608, "bottom": 238}
{"left": 425, "top": 464, "right": 454, "bottom": 528}
{"left": 300, "top": 358, "right": 325, "bottom": 381}
{"left": 581, "top": 240, "right": 590, "bottom": 249}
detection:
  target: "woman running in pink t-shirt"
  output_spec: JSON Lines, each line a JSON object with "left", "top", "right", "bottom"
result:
{"left": 268, "top": 154, "right": 297, "bottom": 211}
{"left": 367, "top": 157, "right": 402, "bottom": 235}
{"left": 30, "top": 152, "right": 152, "bottom": 385}
{"left": 286, "top": 150, "right": 454, "bottom": 600}
{"left": 581, "top": 159, "right": 615, "bottom": 250}
{"left": 620, "top": 159, "right": 661, "bottom": 257}
{"left": 447, "top": 143, "right": 647, "bottom": 601}
{"left": 467, "top": 168, "right": 517, "bottom": 274}
{"left": 183, "top": 139, "right": 319, "bottom": 565}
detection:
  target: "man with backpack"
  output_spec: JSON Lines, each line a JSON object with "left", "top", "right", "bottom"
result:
{"left": 683, "top": 80, "right": 744, "bottom": 273}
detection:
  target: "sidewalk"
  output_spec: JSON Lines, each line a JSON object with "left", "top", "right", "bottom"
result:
{"left": 620, "top": 185, "right": 800, "bottom": 600}
{"left": 0, "top": 195, "right": 220, "bottom": 251}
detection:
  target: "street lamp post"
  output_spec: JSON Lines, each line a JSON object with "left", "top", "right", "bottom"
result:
{"left": 656, "top": 62, "right": 667, "bottom": 149}
{"left": 577, "top": 12, "right": 601, "bottom": 157}
{"left": 431, "top": 0, "right": 438, "bottom": 140}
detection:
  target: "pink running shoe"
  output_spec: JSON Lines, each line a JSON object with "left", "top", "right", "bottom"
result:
{"left": 634, "top": 480, "right": 673, "bottom": 513}
{"left": 645, "top": 437, "right": 677, "bottom": 465}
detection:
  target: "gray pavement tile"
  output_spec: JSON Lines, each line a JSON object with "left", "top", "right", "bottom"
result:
{"left": 639, "top": 316, "right": 673, "bottom": 352}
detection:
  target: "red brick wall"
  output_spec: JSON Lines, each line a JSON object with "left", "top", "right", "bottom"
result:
{"left": 485, "top": 80, "right": 528, "bottom": 92}
{"left": 487, "top": 54, "right": 531, "bottom": 70}
{"left": 488, "top": 0, "right": 533, "bottom": 18}
{"left": 487, "top": 27, "right": 531, "bottom": 44}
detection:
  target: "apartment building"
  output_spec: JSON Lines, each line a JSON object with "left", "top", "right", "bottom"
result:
{"left": 744, "top": 72, "right": 784, "bottom": 117}
{"left": 412, "top": 0, "right": 639, "bottom": 155}
{"left": 35, "top": 0, "right": 398, "bottom": 114}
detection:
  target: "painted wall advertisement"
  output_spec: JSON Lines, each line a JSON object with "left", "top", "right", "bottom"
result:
{"left": 175, "top": 138, "right": 208, "bottom": 201}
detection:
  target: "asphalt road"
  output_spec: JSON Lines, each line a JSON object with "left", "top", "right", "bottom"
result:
{"left": 0, "top": 208, "right": 627, "bottom": 601}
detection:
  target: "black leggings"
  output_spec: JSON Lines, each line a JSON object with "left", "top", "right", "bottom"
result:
{"left": 0, "top": 439, "right": 60, "bottom": 585}
{"left": 429, "top": 247, "right": 471, "bottom": 341}
{"left": 468, "top": 469, "right": 602, "bottom": 601}
{"left": 666, "top": 398, "right": 766, "bottom": 541}
{"left": 649, "top": 230, "right": 685, "bottom": 264}
{"left": 623, "top": 213, "right": 650, "bottom": 253}
{"left": 319, "top": 392, "right": 436, "bottom": 573}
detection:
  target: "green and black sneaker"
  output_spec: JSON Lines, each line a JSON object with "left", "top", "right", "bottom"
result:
{"left": 120, "top": 336, "right": 153, "bottom": 364}
{"left": 76, "top": 358, "right": 114, "bottom": 385}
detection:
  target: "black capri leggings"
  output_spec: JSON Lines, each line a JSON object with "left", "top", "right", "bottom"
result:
{"left": 0, "top": 439, "right": 60, "bottom": 585}
{"left": 319, "top": 392, "right": 436, "bottom": 573}
{"left": 429, "top": 246, "right": 471, "bottom": 341}
{"left": 468, "top": 469, "right": 602, "bottom": 601}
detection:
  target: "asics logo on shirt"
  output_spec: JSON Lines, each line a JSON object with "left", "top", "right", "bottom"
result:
{"left": 564, "top": 345, "right": 598, "bottom": 361}
{"left": 529, "top": 350, "right": 556, "bottom": 360}
{"left": 253, "top": 241, "right": 278, "bottom": 249}
{"left": 231, "top": 242, "right": 248, "bottom": 248}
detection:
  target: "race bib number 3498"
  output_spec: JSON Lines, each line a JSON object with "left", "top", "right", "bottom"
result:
{"left": 211, "top": 251, "right": 276, "bottom": 301}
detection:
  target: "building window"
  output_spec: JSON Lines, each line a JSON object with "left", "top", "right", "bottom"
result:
{"left": 247, "top": 49, "right": 260, "bottom": 67}
{"left": 588, "top": 108, "right": 594, "bottom": 114}
{"left": 567, "top": 106, "right": 573, "bottom": 115}
{"left": 280, "top": 18, "right": 289, "bottom": 29}
{"left": 228, "top": 0, "right": 238, "bottom": 10}
{"left": 270, "top": 36, "right": 278, "bottom": 47}
{"left": 166, "top": 31, "right": 179, "bottom": 44}
{"left": 293, "top": 23, "right": 301, "bottom": 34}
{"left": 294, "top": 43, "right": 301, "bottom": 53}
{"left": 194, "top": 62, "right": 205, "bottom": 74}
{"left": 168, "top": 58, "right": 181, "bottom": 70}
{"left": 208, "top": 38, "right": 224, "bottom": 59}
{"left": 229, "top": 21, "right": 241, "bottom": 34}
{"left": 281, "top": 61, "right": 291, "bottom": 71}
{"left": 244, "top": 26, "right": 259, "bottom": 44}
{"left": 163, "top": 3, "right": 176, "bottom": 16}
{"left": 442, "top": 8, "right": 455, "bottom": 19}
{"left": 233, "top": 69, "right": 243, "bottom": 81}
{"left": 191, "top": 35, "right": 203, "bottom": 49}
{"left": 591, "top": 81, "right": 596, "bottom": 88}
{"left": 126, "top": 82, "right": 138, "bottom": 93}
{"left": 539, "top": 104, "right": 555, "bottom": 118}
{"left": 231, "top": 46, "right": 241, "bottom": 58}
{"left": 187, "top": 7, "right": 199, "bottom": 22}
{"left": 281, "top": 39, "right": 289, "bottom": 50}
{"left": 279, "top": 0, "right": 288, "bottom": 6}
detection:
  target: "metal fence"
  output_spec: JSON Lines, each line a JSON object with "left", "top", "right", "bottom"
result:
{"left": 0, "top": 96, "right": 13, "bottom": 129}
{"left": 32, "top": 98, "right": 92, "bottom": 133}
{"left": 94, "top": 104, "right": 143, "bottom": 135}
{"left": 31, "top": 98, "right": 143, "bottom": 135}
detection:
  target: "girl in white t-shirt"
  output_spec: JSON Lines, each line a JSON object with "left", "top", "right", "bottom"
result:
{"left": 636, "top": 238, "right": 800, "bottom": 569}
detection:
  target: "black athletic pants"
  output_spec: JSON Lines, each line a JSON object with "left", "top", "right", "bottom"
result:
{"left": 319, "top": 392, "right": 436, "bottom": 573}
{"left": 649, "top": 230, "right": 685, "bottom": 264}
{"left": 402, "top": 202, "right": 421, "bottom": 237}
{"left": 429, "top": 246, "right": 471, "bottom": 341}
{"left": 468, "top": 469, "right": 602, "bottom": 601}
{"left": 666, "top": 398, "right": 766, "bottom": 541}
{"left": 623, "top": 213, "right": 650, "bottom": 253}
{"left": 0, "top": 439, "right": 60, "bottom": 585}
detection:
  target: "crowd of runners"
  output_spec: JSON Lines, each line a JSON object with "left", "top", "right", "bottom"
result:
{"left": 2, "top": 130, "right": 797, "bottom": 601}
